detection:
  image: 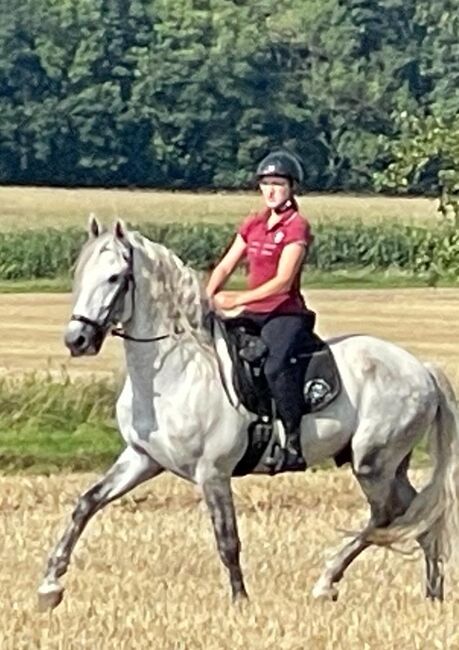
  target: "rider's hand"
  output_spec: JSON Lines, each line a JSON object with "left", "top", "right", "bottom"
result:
{"left": 213, "top": 291, "right": 243, "bottom": 311}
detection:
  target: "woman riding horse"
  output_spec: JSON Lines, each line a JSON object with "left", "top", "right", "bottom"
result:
{"left": 206, "top": 150, "right": 316, "bottom": 471}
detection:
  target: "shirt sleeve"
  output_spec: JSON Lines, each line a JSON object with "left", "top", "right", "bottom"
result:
{"left": 284, "top": 217, "right": 313, "bottom": 247}
{"left": 238, "top": 214, "right": 256, "bottom": 242}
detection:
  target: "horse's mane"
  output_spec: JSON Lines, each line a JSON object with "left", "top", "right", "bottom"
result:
{"left": 131, "top": 231, "right": 212, "bottom": 347}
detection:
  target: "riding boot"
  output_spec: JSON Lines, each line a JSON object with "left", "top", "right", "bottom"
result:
{"left": 282, "top": 426, "right": 307, "bottom": 471}
{"left": 264, "top": 365, "right": 307, "bottom": 472}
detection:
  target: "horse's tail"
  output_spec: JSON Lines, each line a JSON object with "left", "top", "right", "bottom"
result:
{"left": 368, "top": 363, "right": 459, "bottom": 563}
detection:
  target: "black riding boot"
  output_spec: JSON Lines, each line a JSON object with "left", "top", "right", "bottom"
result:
{"left": 265, "top": 365, "right": 307, "bottom": 472}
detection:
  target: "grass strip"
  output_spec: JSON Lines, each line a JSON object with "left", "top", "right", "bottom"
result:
{"left": 1, "top": 268, "right": 457, "bottom": 294}
{"left": 0, "top": 372, "right": 121, "bottom": 473}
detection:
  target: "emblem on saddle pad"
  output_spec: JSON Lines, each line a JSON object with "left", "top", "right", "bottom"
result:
{"left": 304, "top": 378, "right": 332, "bottom": 407}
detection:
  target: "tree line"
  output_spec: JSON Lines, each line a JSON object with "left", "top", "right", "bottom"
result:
{"left": 0, "top": 0, "right": 457, "bottom": 193}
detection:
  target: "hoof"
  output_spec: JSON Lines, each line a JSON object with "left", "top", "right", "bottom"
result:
{"left": 37, "top": 582, "right": 65, "bottom": 611}
{"left": 232, "top": 587, "right": 249, "bottom": 603}
{"left": 312, "top": 579, "right": 339, "bottom": 601}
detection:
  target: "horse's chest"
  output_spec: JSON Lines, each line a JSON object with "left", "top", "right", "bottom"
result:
{"left": 119, "top": 389, "right": 203, "bottom": 461}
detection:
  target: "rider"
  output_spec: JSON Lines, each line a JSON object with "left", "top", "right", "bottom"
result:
{"left": 206, "top": 150, "right": 316, "bottom": 471}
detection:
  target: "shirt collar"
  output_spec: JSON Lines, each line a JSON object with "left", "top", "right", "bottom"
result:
{"left": 261, "top": 201, "right": 297, "bottom": 231}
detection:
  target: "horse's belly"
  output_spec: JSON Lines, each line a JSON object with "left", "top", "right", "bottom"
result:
{"left": 302, "top": 414, "right": 352, "bottom": 467}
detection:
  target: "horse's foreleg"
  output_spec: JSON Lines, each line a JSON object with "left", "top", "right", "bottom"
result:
{"left": 201, "top": 477, "right": 248, "bottom": 601}
{"left": 38, "top": 446, "right": 163, "bottom": 611}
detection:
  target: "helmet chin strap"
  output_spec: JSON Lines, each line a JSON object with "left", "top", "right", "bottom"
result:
{"left": 274, "top": 197, "right": 294, "bottom": 214}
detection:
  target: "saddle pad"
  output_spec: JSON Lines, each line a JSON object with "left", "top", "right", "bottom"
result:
{"left": 299, "top": 341, "right": 341, "bottom": 414}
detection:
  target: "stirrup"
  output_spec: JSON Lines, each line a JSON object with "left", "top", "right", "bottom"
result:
{"left": 265, "top": 442, "right": 306, "bottom": 473}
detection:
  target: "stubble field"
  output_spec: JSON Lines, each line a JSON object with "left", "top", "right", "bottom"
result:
{"left": 1, "top": 287, "right": 459, "bottom": 648}
{"left": 0, "top": 186, "right": 440, "bottom": 231}
{"left": 1, "top": 469, "right": 459, "bottom": 650}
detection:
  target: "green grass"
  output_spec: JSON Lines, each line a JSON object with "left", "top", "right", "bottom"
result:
{"left": 0, "top": 277, "right": 71, "bottom": 293}
{"left": 0, "top": 372, "right": 122, "bottom": 472}
{"left": 0, "top": 186, "right": 441, "bottom": 231}
{"left": 0, "top": 425, "right": 122, "bottom": 474}
{"left": 0, "top": 267, "right": 456, "bottom": 294}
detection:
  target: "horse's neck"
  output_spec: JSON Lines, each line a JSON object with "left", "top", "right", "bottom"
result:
{"left": 123, "top": 239, "right": 216, "bottom": 379}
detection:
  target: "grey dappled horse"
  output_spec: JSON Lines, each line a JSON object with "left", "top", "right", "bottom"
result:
{"left": 38, "top": 219, "right": 459, "bottom": 610}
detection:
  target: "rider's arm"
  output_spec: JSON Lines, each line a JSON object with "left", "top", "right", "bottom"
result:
{"left": 235, "top": 242, "right": 305, "bottom": 305}
{"left": 206, "top": 234, "right": 247, "bottom": 298}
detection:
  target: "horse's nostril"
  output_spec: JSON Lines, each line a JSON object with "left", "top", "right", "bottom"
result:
{"left": 76, "top": 335, "right": 86, "bottom": 349}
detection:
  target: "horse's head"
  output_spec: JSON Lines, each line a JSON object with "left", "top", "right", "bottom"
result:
{"left": 64, "top": 216, "right": 134, "bottom": 356}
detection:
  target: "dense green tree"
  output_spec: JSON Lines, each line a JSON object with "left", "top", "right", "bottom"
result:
{"left": 415, "top": 0, "right": 459, "bottom": 115}
{"left": 374, "top": 1, "right": 458, "bottom": 216}
{"left": 0, "top": 0, "right": 457, "bottom": 191}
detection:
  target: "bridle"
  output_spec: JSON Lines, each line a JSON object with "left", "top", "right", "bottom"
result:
{"left": 70, "top": 246, "right": 171, "bottom": 345}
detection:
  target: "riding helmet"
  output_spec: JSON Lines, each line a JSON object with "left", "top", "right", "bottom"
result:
{"left": 256, "top": 150, "right": 304, "bottom": 184}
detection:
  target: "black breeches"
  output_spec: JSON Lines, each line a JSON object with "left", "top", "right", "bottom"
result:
{"left": 242, "top": 310, "right": 316, "bottom": 431}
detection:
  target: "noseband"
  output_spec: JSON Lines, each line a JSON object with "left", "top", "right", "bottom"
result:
{"left": 70, "top": 247, "right": 171, "bottom": 344}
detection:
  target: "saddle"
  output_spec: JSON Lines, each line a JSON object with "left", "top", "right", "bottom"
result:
{"left": 208, "top": 312, "right": 342, "bottom": 476}
{"left": 213, "top": 314, "right": 341, "bottom": 418}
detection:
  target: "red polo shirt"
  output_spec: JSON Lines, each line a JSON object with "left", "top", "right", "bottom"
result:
{"left": 238, "top": 206, "right": 312, "bottom": 313}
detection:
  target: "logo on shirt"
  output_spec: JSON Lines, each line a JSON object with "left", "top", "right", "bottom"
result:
{"left": 273, "top": 230, "right": 285, "bottom": 244}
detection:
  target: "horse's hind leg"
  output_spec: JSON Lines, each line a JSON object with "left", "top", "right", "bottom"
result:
{"left": 418, "top": 530, "right": 444, "bottom": 601}
{"left": 201, "top": 476, "right": 248, "bottom": 601}
{"left": 393, "top": 463, "right": 444, "bottom": 601}
{"left": 312, "top": 535, "right": 370, "bottom": 600}
{"left": 38, "top": 446, "right": 163, "bottom": 611}
{"left": 363, "top": 457, "right": 445, "bottom": 601}
{"left": 313, "top": 451, "right": 445, "bottom": 602}
{"left": 313, "top": 453, "right": 414, "bottom": 601}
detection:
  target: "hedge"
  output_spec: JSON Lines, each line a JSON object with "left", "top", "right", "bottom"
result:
{"left": 0, "top": 222, "right": 458, "bottom": 280}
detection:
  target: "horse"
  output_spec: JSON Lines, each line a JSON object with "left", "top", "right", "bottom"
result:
{"left": 37, "top": 217, "right": 459, "bottom": 610}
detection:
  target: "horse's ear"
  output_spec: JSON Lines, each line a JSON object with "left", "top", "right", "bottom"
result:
{"left": 88, "top": 213, "right": 102, "bottom": 239}
{"left": 113, "top": 218, "right": 129, "bottom": 246}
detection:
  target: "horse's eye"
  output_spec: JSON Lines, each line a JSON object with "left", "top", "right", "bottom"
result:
{"left": 108, "top": 274, "right": 119, "bottom": 284}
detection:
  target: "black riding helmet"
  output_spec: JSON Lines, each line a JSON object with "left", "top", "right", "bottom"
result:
{"left": 256, "top": 150, "right": 304, "bottom": 185}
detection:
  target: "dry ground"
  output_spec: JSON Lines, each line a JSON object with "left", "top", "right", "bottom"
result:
{"left": 1, "top": 288, "right": 458, "bottom": 392}
{"left": 0, "top": 186, "right": 440, "bottom": 230}
{"left": 1, "top": 470, "right": 458, "bottom": 649}
{"left": 1, "top": 288, "right": 458, "bottom": 648}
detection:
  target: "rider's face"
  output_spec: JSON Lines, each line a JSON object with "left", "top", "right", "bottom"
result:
{"left": 259, "top": 176, "right": 292, "bottom": 209}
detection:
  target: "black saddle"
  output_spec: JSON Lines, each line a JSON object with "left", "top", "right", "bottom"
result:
{"left": 211, "top": 314, "right": 341, "bottom": 418}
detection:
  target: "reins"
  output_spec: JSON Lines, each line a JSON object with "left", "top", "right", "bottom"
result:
{"left": 110, "top": 328, "right": 171, "bottom": 343}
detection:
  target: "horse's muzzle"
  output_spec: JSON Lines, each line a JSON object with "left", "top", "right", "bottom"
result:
{"left": 64, "top": 320, "right": 105, "bottom": 357}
